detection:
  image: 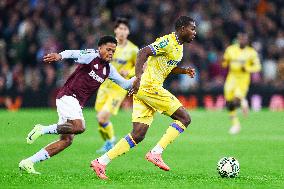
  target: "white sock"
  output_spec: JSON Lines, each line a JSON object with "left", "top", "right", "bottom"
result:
{"left": 97, "top": 154, "right": 111, "bottom": 165}
{"left": 151, "top": 144, "right": 164, "bottom": 154}
{"left": 110, "top": 136, "right": 116, "bottom": 143}
{"left": 28, "top": 149, "right": 50, "bottom": 163}
{"left": 241, "top": 99, "right": 248, "bottom": 108}
{"left": 42, "top": 124, "right": 58, "bottom": 134}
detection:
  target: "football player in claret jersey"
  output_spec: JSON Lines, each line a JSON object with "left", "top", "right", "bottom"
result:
{"left": 95, "top": 18, "right": 139, "bottom": 153}
{"left": 19, "top": 36, "right": 135, "bottom": 174}
{"left": 222, "top": 32, "right": 261, "bottom": 134}
{"left": 91, "top": 16, "right": 196, "bottom": 179}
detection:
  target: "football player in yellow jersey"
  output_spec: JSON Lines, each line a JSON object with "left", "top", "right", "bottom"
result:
{"left": 91, "top": 16, "right": 196, "bottom": 179}
{"left": 95, "top": 18, "right": 139, "bottom": 153}
{"left": 222, "top": 32, "right": 261, "bottom": 134}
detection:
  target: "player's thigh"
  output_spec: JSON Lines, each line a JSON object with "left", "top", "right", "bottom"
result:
{"left": 132, "top": 95, "right": 155, "bottom": 126}
{"left": 234, "top": 83, "right": 249, "bottom": 99}
{"left": 56, "top": 96, "right": 84, "bottom": 125}
{"left": 224, "top": 78, "right": 235, "bottom": 101}
{"left": 138, "top": 88, "right": 182, "bottom": 117}
{"left": 101, "top": 91, "right": 127, "bottom": 115}
{"left": 95, "top": 87, "right": 109, "bottom": 112}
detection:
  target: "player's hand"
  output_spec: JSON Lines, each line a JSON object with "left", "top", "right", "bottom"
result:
{"left": 185, "top": 67, "right": 195, "bottom": 78}
{"left": 43, "top": 53, "right": 62, "bottom": 63}
{"left": 120, "top": 70, "right": 129, "bottom": 77}
{"left": 128, "top": 77, "right": 141, "bottom": 96}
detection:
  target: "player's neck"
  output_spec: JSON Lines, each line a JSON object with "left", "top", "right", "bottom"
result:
{"left": 239, "top": 44, "right": 246, "bottom": 49}
{"left": 117, "top": 39, "right": 128, "bottom": 47}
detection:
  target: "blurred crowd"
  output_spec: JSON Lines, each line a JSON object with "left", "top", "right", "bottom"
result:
{"left": 0, "top": 0, "right": 284, "bottom": 108}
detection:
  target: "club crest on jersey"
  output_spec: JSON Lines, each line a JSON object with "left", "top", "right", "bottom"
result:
{"left": 88, "top": 70, "right": 104, "bottom": 83}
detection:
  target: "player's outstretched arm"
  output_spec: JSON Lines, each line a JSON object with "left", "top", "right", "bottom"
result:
{"left": 128, "top": 46, "right": 153, "bottom": 95}
{"left": 171, "top": 67, "right": 195, "bottom": 78}
{"left": 108, "top": 64, "right": 136, "bottom": 90}
{"left": 43, "top": 50, "right": 97, "bottom": 64}
{"left": 244, "top": 51, "right": 261, "bottom": 73}
{"left": 43, "top": 53, "right": 62, "bottom": 63}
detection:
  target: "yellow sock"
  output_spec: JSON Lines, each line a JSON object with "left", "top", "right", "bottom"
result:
{"left": 229, "top": 110, "right": 240, "bottom": 126}
{"left": 158, "top": 120, "right": 187, "bottom": 149}
{"left": 107, "top": 134, "right": 136, "bottom": 160}
{"left": 98, "top": 122, "right": 114, "bottom": 141}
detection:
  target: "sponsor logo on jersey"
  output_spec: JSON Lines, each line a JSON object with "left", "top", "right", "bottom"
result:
{"left": 153, "top": 38, "right": 170, "bottom": 50}
{"left": 88, "top": 70, "right": 105, "bottom": 83}
{"left": 80, "top": 49, "right": 94, "bottom": 54}
{"left": 167, "top": 60, "right": 179, "bottom": 66}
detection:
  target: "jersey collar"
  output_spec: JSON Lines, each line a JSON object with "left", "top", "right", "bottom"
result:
{"left": 236, "top": 43, "right": 248, "bottom": 50}
{"left": 174, "top": 32, "right": 182, "bottom": 45}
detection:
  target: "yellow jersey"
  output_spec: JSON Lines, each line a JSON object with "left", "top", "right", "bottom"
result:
{"left": 101, "top": 40, "right": 139, "bottom": 89}
{"left": 141, "top": 32, "right": 184, "bottom": 87}
{"left": 223, "top": 44, "right": 261, "bottom": 81}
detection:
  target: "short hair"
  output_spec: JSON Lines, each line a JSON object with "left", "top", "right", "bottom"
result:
{"left": 114, "top": 17, "right": 130, "bottom": 29}
{"left": 175, "top": 16, "right": 195, "bottom": 30}
{"left": 98, "top": 35, "right": 117, "bottom": 46}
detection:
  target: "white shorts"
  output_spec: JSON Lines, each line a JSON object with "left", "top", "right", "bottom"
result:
{"left": 56, "top": 95, "right": 84, "bottom": 124}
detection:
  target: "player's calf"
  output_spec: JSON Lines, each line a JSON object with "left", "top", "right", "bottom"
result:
{"left": 171, "top": 106, "right": 191, "bottom": 127}
{"left": 45, "top": 134, "right": 74, "bottom": 156}
{"left": 130, "top": 122, "right": 149, "bottom": 144}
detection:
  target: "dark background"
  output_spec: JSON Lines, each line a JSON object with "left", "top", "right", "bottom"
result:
{"left": 0, "top": 0, "right": 283, "bottom": 108}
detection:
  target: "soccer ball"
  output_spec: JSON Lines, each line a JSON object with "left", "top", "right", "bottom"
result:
{"left": 217, "top": 157, "right": 240, "bottom": 178}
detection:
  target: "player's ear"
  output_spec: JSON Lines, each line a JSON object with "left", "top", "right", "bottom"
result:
{"left": 98, "top": 46, "right": 105, "bottom": 55}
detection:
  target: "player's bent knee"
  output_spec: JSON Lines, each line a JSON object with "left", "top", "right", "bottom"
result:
{"left": 77, "top": 122, "right": 86, "bottom": 134}
{"left": 97, "top": 115, "right": 105, "bottom": 124}
{"left": 181, "top": 112, "right": 191, "bottom": 127}
{"left": 176, "top": 109, "right": 191, "bottom": 127}
{"left": 73, "top": 120, "right": 86, "bottom": 134}
{"left": 233, "top": 98, "right": 241, "bottom": 107}
{"left": 226, "top": 101, "right": 235, "bottom": 111}
{"left": 76, "top": 127, "right": 85, "bottom": 134}
{"left": 97, "top": 112, "right": 110, "bottom": 124}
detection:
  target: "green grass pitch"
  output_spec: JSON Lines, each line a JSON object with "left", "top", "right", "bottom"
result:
{"left": 0, "top": 108, "right": 283, "bottom": 188}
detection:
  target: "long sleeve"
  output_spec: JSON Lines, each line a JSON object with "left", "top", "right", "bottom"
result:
{"left": 108, "top": 64, "right": 135, "bottom": 90}
{"left": 222, "top": 47, "right": 231, "bottom": 68}
{"left": 59, "top": 49, "right": 99, "bottom": 64}
{"left": 245, "top": 51, "right": 261, "bottom": 73}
